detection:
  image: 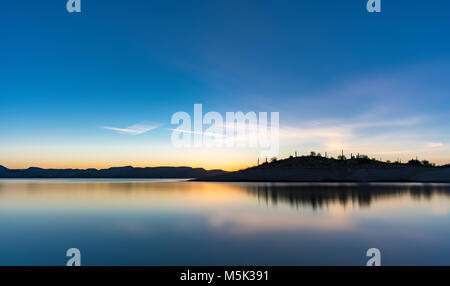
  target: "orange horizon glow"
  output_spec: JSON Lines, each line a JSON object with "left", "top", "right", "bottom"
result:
{"left": 2, "top": 154, "right": 450, "bottom": 173}
{"left": 0, "top": 159, "right": 249, "bottom": 172}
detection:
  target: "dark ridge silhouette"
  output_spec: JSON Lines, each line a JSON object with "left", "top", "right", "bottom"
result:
{"left": 196, "top": 155, "right": 450, "bottom": 182}
{"left": 243, "top": 183, "right": 450, "bottom": 210}
{"left": 0, "top": 165, "right": 226, "bottom": 179}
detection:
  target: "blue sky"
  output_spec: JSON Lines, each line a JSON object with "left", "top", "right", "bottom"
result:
{"left": 1, "top": 0, "right": 450, "bottom": 170}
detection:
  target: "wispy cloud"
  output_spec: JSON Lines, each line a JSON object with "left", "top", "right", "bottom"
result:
{"left": 168, "top": 112, "right": 429, "bottom": 152}
{"left": 101, "top": 124, "right": 157, "bottom": 135}
{"left": 168, "top": 128, "right": 226, "bottom": 138}
{"left": 278, "top": 114, "right": 427, "bottom": 144}
{"left": 427, "top": 142, "right": 444, "bottom": 148}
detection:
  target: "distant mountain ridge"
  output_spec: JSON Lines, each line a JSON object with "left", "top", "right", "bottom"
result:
{"left": 0, "top": 165, "right": 226, "bottom": 179}
{"left": 196, "top": 156, "right": 450, "bottom": 182}
{"left": 3, "top": 156, "right": 450, "bottom": 182}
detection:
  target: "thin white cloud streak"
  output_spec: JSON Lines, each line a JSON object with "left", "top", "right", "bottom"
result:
{"left": 101, "top": 124, "right": 157, "bottom": 135}
{"left": 168, "top": 128, "right": 226, "bottom": 138}
{"left": 427, "top": 142, "right": 444, "bottom": 148}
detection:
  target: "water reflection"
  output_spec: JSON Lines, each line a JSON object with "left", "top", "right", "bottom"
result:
{"left": 243, "top": 183, "right": 450, "bottom": 209}
{"left": 1, "top": 180, "right": 450, "bottom": 265}
{"left": 2, "top": 180, "right": 450, "bottom": 211}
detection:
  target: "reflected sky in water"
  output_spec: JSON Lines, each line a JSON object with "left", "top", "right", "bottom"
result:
{"left": 0, "top": 180, "right": 450, "bottom": 265}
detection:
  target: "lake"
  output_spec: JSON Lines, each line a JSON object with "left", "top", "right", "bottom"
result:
{"left": 0, "top": 179, "right": 449, "bottom": 266}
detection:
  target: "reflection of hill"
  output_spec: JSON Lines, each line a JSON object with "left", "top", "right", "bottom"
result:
{"left": 244, "top": 183, "right": 450, "bottom": 209}
{"left": 198, "top": 156, "right": 450, "bottom": 182}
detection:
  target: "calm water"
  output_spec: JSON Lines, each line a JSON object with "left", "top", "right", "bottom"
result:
{"left": 0, "top": 179, "right": 450, "bottom": 266}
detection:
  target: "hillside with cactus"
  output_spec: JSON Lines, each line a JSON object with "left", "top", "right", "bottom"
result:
{"left": 197, "top": 155, "right": 450, "bottom": 182}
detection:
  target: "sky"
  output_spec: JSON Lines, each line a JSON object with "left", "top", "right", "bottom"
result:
{"left": 1, "top": 0, "right": 450, "bottom": 171}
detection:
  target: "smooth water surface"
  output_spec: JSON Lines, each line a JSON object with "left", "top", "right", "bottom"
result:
{"left": 0, "top": 179, "right": 450, "bottom": 265}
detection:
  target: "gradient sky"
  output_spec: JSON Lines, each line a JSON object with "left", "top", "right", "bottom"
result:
{"left": 1, "top": 0, "right": 450, "bottom": 170}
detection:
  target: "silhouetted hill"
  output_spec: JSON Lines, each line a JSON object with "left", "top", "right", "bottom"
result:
{"left": 0, "top": 165, "right": 226, "bottom": 179}
{"left": 197, "top": 156, "right": 450, "bottom": 182}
